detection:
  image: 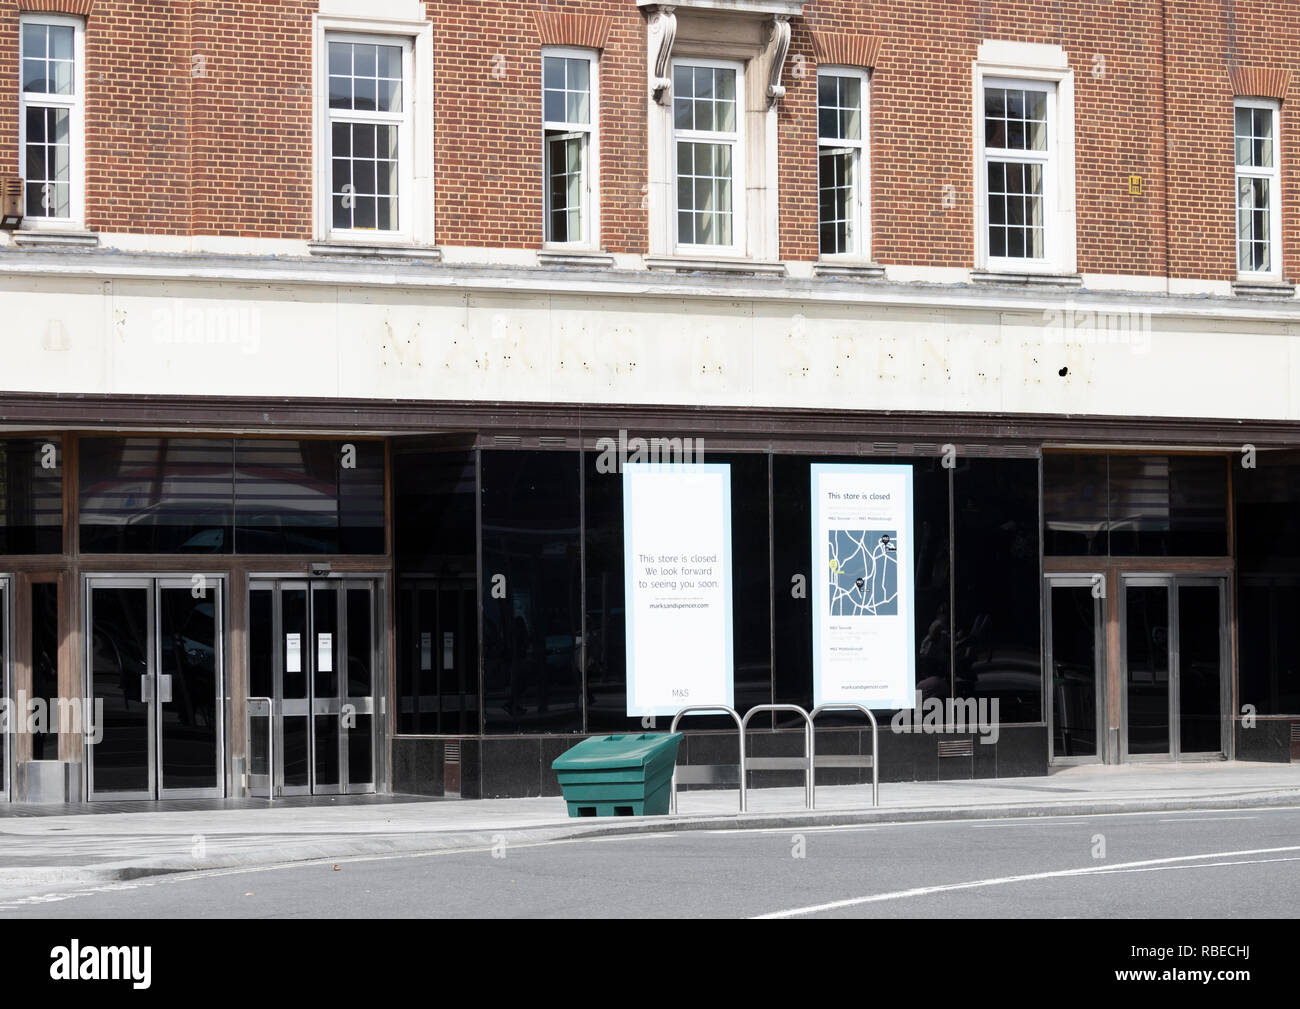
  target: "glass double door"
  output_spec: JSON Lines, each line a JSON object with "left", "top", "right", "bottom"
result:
{"left": 248, "top": 580, "right": 377, "bottom": 796}
{"left": 1047, "top": 573, "right": 1228, "bottom": 763}
{"left": 1122, "top": 576, "right": 1228, "bottom": 760}
{"left": 86, "top": 577, "right": 224, "bottom": 800}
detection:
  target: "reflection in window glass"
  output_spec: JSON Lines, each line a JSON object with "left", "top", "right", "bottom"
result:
{"left": 481, "top": 451, "right": 582, "bottom": 734}
{"left": 1043, "top": 453, "right": 1107, "bottom": 556}
{"left": 953, "top": 458, "right": 1042, "bottom": 724}
{"left": 234, "top": 439, "right": 384, "bottom": 554}
{"left": 1235, "top": 450, "right": 1300, "bottom": 715}
{"left": 79, "top": 437, "right": 234, "bottom": 554}
{"left": 0, "top": 438, "right": 63, "bottom": 554}
{"left": 394, "top": 447, "right": 479, "bottom": 735}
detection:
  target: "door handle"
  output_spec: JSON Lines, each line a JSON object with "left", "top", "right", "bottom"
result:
{"left": 140, "top": 674, "right": 153, "bottom": 702}
{"left": 158, "top": 674, "right": 173, "bottom": 704}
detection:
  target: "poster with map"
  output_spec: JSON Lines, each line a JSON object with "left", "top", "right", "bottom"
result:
{"left": 811, "top": 464, "right": 915, "bottom": 709}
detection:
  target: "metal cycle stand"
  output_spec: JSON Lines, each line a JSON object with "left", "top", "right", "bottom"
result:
{"left": 809, "top": 703, "right": 880, "bottom": 808}
{"left": 246, "top": 697, "right": 274, "bottom": 801}
{"left": 669, "top": 705, "right": 746, "bottom": 814}
{"left": 740, "top": 704, "right": 816, "bottom": 810}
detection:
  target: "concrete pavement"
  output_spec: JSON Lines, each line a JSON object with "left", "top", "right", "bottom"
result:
{"left": 0, "top": 761, "right": 1295, "bottom": 898}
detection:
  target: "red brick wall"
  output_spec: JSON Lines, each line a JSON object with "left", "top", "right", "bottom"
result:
{"left": 428, "top": 0, "right": 645, "bottom": 252}
{"left": 0, "top": 0, "right": 1294, "bottom": 280}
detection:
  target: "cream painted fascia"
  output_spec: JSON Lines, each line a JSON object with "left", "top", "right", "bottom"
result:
{"left": 973, "top": 41, "right": 1077, "bottom": 276}
{"left": 312, "top": 12, "right": 435, "bottom": 247}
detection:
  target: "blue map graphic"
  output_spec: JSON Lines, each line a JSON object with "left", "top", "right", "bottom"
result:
{"left": 828, "top": 529, "right": 899, "bottom": 616}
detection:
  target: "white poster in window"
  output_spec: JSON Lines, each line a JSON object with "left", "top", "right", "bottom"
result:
{"left": 286, "top": 633, "right": 301, "bottom": 674}
{"left": 443, "top": 632, "right": 454, "bottom": 670}
{"left": 811, "top": 464, "right": 915, "bottom": 709}
{"left": 420, "top": 632, "right": 432, "bottom": 672}
{"left": 623, "top": 463, "right": 733, "bottom": 717}
{"left": 318, "top": 632, "right": 333, "bottom": 673}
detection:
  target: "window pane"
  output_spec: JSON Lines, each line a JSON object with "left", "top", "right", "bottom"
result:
{"left": 329, "top": 75, "right": 350, "bottom": 109}
{"left": 378, "top": 45, "right": 402, "bottom": 81}
{"left": 954, "top": 458, "right": 1042, "bottom": 724}
{"left": 22, "top": 58, "right": 45, "bottom": 93}
{"left": 355, "top": 44, "right": 376, "bottom": 77}
{"left": 818, "top": 150, "right": 854, "bottom": 255}
{"left": 79, "top": 438, "right": 235, "bottom": 554}
{"left": 481, "top": 451, "right": 582, "bottom": 734}
{"left": 328, "top": 41, "right": 350, "bottom": 76}
{"left": 567, "top": 57, "right": 589, "bottom": 92}
{"left": 544, "top": 89, "right": 565, "bottom": 123}
{"left": 380, "top": 78, "right": 402, "bottom": 114}
{"left": 22, "top": 23, "right": 46, "bottom": 60}
{"left": 49, "top": 24, "right": 73, "bottom": 60}
{"left": 0, "top": 438, "right": 64, "bottom": 553}
{"left": 545, "top": 57, "right": 565, "bottom": 92}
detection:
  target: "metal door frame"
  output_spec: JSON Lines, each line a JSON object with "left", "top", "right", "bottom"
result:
{"left": 1044, "top": 573, "right": 1106, "bottom": 765}
{"left": 85, "top": 575, "right": 227, "bottom": 801}
{"left": 85, "top": 576, "right": 157, "bottom": 801}
{"left": 1119, "top": 573, "right": 1229, "bottom": 762}
{"left": 340, "top": 579, "right": 378, "bottom": 794}
{"left": 155, "top": 575, "right": 226, "bottom": 799}
{"left": 0, "top": 575, "right": 10, "bottom": 802}
{"left": 250, "top": 576, "right": 381, "bottom": 798}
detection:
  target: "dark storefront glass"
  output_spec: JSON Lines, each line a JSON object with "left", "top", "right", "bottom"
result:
{"left": 393, "top": 447, "right": 479, "bottom": 735}
{"left": 1043, "top": 453, "right": 1107, "bottom": 556}
{"left": 718, "top": 453, "right": 772, "bottom": 721}
{"left": 1044, "top": 453, "right": 1228, "bottom": 557}
{"left": 30, "top": 581, "right": 59, "bottom": 760}
{"left": 79, "top": 437, "right": 384, "bottom": 555}
{"left": 583, "top": 450, "right": 629, "bottom": 732}
{"left": 1108, "top": 455, "right": 1227, "bottom": 556}
{"left": 234, "top": 439, "right": 384, "bottom": 554}
{"left": 0, "top": 438, "right": 63, "bottom": 554}
{"left": 80, "top": 438, "right": 234, "bottom": 553}
{"left": 1235, "top": 451, "right": 1300, "bottom": 715}
{"left": 481, "top": 451, "right": 582, "bottom": 734}
{"left": 953, "top": 458, "right": 1042, "bottom": 724}
{"left": 774, "top": 455, "right": 952, "bottom": 721}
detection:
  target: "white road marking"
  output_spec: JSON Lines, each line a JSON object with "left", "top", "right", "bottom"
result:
{"left": 1156, "top": 816, "right": 1258, "bottom": 823}
{"left": 754, "top": 844, "right": 1300, "bottom": 919}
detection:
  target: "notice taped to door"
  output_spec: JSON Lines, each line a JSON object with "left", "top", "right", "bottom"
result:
{"left": 811, "top": 463, "right": 915, "bottom": 709}
{"left": 623, "top": 463, "right": 733, "bottom": 717}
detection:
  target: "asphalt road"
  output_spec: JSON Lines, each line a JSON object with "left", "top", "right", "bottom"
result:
{"left": 2, "top": 806, "right": 1298, "bottom": 919}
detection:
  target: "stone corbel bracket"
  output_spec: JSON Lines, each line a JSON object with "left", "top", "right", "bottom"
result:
{"left": 766, "top": 14, "right": 791, "bottom": 106}
{"left": 648, "top": 5, "right": 678, "bottom": 105}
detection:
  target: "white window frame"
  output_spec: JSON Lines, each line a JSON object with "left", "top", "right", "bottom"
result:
{"left": 541, "top": 46, "right": 600, "bottom": 250}
{"left": 18, "top": 13, "right": 86, "bottom": 231}
{"left": 978, "top": 76, "right": 1058, "bottom": 272}
{"left": 312, "top": 14, "right": 434, "bottom": 246}
{"left": 670, "top": 56, "right": 747, "bottom": 257}
{"left": 1234, "top": 98, "right": 1282, "bottom": 281}
{"left": 973, "top": 45, "right": 1076, "bottom": 276}
{"left": 816, "top": 66, "right": 869, "bottom": 260}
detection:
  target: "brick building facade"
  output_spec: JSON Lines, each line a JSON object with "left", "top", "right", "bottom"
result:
{"left": 0, "top": 0, "right": 1297, "bottom": 803}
